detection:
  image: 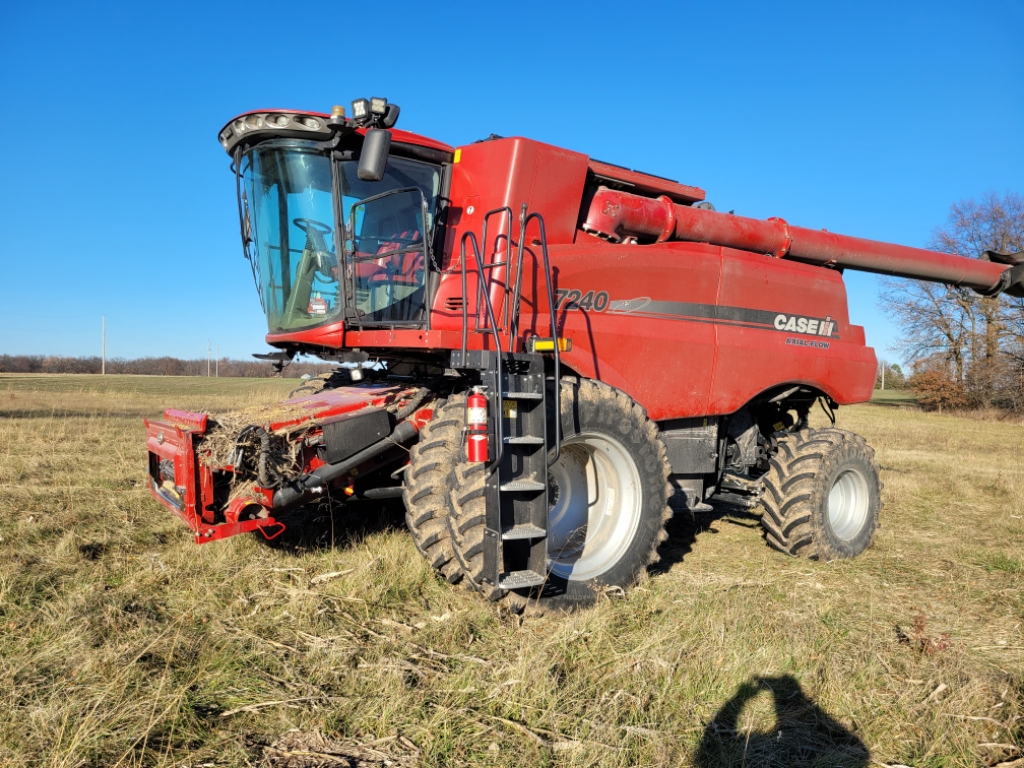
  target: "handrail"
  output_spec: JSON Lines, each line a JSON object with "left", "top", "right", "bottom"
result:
{"left": 518, "top": 210, "right": 561, "bottom": 467}
{"left": 508, "top": 203, "right": 529, "bottom": 350}
{"left": 479, "top": 207, "right": 515, "bottom": 331}
{"left": 459, "top": 207, "right": 560, "bottom": 468}
{"left": 460, "top": 231, "right": 505, "bottom": 475}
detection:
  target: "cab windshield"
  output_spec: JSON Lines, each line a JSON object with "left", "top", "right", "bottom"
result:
{"left": 240, "top": 140, "right": 441, "bottom": 333}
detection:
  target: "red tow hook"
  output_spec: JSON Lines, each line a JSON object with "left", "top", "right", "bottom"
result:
{"left": 257, "top": 521, "right": 287, "bottom": 541}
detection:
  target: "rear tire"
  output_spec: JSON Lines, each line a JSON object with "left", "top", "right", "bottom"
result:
{"left": 402, "top": 396, "right": 465, "bottom": 584}
{"left": 448, "top": 378, "right": 672, "bottom": 609}
{"left": 760, "top": 428, "right": 881, "bottom": 560}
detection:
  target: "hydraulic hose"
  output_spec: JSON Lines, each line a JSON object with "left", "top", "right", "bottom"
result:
{"left": 271, "top": 420, "right": 418, "bottom": 510}
{"left": 256, "top": 428, "right": 283, "bottom": 489}
{"left": 393, "top": 387, "right": 431, "bottom": 421}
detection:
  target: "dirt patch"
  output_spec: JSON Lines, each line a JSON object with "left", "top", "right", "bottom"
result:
{"left": 77, "top": 542, "right": 105, "bottom": 560}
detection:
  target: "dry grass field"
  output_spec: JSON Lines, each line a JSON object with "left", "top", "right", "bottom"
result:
{"left": 1, "top": 374, "right": 1022, "bottom": 767}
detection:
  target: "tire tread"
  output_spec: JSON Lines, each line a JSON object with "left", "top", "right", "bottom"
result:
{"left": 403, "top": 396, "right": 466, "bottom": 584}
{"left": 759, "top": 427, "right": 881, "bottom": 560}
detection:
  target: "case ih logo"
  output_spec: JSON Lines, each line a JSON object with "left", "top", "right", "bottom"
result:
{"left": 773, "top": 313, "right": 837, "bottom": 338}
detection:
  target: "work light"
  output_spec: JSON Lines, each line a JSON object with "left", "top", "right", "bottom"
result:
{"left": 370, "top": 97, "right": 387, "bottom": 115}
{"left": 351, "top": 98, "right": 369, "bottom": 121}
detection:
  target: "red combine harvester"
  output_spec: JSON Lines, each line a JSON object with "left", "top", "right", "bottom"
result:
{"left": 145, "top": 98, "right": 1024, "bottom": 608}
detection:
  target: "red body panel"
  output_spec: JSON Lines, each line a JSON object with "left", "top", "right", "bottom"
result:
{"left": 510, "top": 241, "right": 873, "bottom": 421}
{"left": 265, "top": 383, "right": 405, "bottom": 430}
{"left": 710, "top": 250, "right": 874, "bottom": 413}
{"left": 531, "top": 242, "right": 722, "bottom": 418}
{"left": 267, "top": 320, "right": 345, "bottom": 349}
{"left": 432, "top": 138, "right": 590, "bottom": 332}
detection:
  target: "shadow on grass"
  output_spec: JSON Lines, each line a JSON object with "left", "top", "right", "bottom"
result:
{"left": 255, "top": 496, "right": 406, "bottom": 554}
{"left": 694, "top": 675, "right": 869, "bottom": 767}
{"left": 649, "top": 501, "right": 761, "bottom": 576}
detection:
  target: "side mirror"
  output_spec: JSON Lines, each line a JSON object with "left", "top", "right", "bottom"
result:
{"left": 358, "top": 128, "right": 392, "bottom": 181}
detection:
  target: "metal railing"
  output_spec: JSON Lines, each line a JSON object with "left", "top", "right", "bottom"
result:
{"left": 457, "top": 205, "right": 562, "bottom": 467}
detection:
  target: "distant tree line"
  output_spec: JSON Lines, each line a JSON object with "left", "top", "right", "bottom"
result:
{"left": 880, "top": 191, "right": 1024, "bottom": 412}
{"left": 0, "top": 355, "right": 336, "bottom": 379}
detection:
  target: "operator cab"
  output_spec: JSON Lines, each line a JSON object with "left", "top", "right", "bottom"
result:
{"left": 221, "top": 101, "right": 452, "bottom": 340}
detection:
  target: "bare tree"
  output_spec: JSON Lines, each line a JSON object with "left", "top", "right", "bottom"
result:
{"left": 879, "top": 191, "right": 1024, "bottom": 409}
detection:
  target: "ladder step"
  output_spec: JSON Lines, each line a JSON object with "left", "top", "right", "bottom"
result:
{"left": 499, "top": 479, "right": 546, "bottom": 492}
{"left": 501, "top": 524, "right": 547, "bottom": 540}
{"left": 498, "top": 570, "right": 547, "bottom": 589}
{"left": 503, "top": 391, "right": 543, "bottom": 400}
{"left": 504, "top": 435, "right": 544, "bottom": 445}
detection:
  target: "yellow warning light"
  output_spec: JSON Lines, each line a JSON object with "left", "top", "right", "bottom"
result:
{"left": 331, "top": 105, "right": 346, "bottom": 117}
{"left": 527, "top": 337, "right": 571, "bottom": 353}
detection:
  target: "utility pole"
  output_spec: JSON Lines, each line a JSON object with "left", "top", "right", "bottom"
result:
{"left": 216, "top": 344, "right": 219, "bottom": 377}
{"left": 207, "top": 340, "right": 211, "bottom": 377}
{"left": 101, "top": 316, "right": 106, "bottom": 375}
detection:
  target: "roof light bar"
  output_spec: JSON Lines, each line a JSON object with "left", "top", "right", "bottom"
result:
{"left": 217, "top": 111, "right": 333, "bottom": 152}
{"left": 217, "top": 97, "right": 400, "bottom": 154}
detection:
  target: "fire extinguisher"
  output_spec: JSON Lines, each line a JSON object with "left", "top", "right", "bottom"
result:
{"left": 466, "top": 386, "right": 489, "bottom": 463}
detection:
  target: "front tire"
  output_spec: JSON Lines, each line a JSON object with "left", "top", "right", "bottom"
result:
{"left": 760, "top": 428, "right": 881, "bottom": 560}
{"left": 402, "top": 396, "right": 466, "bottom": 584}
{"left": 448, "top": 378, "right": 672, "bottom": 609}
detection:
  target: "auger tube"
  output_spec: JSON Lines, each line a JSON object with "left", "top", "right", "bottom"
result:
{"left": 582, "top": 188, "right": 1024, "bottom": 296}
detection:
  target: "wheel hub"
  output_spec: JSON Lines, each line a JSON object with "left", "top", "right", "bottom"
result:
{"left": 828, "top": 467, "right": 870, "bottom": 541}
{"left": 545, "top": 433, "right": 642, "bottom": 581}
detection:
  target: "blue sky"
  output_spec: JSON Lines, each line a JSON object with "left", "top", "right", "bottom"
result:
{"left": 1, "top": 0, "right": 1021, "bottom": 365}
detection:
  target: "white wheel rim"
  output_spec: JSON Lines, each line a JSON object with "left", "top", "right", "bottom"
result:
{"left": 546, "top": 432, "right": 642, "bottom": 581}
{"left": 828, "top": 467, "right": 870, "bottom": 541}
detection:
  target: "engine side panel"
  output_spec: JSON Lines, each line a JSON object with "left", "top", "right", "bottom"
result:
{"left": 710, "top": 249, "right": 875, "bottom": 414}
{"left": 432, "top": 137, "right": 590, "bottom": 332}
{"left": 522, "top": 241, "right": 875, "bottom": 421}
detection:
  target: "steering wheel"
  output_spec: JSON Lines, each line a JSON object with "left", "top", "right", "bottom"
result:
{"left": 292, "top": 218, "right": 336, "bottom": 282}
{"left": 292, "top": 218, "right": 333, "bottom": 236}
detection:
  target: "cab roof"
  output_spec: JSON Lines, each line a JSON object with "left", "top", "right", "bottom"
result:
{"left": 219, "top": 108, "right": 455, "bottom": 156}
